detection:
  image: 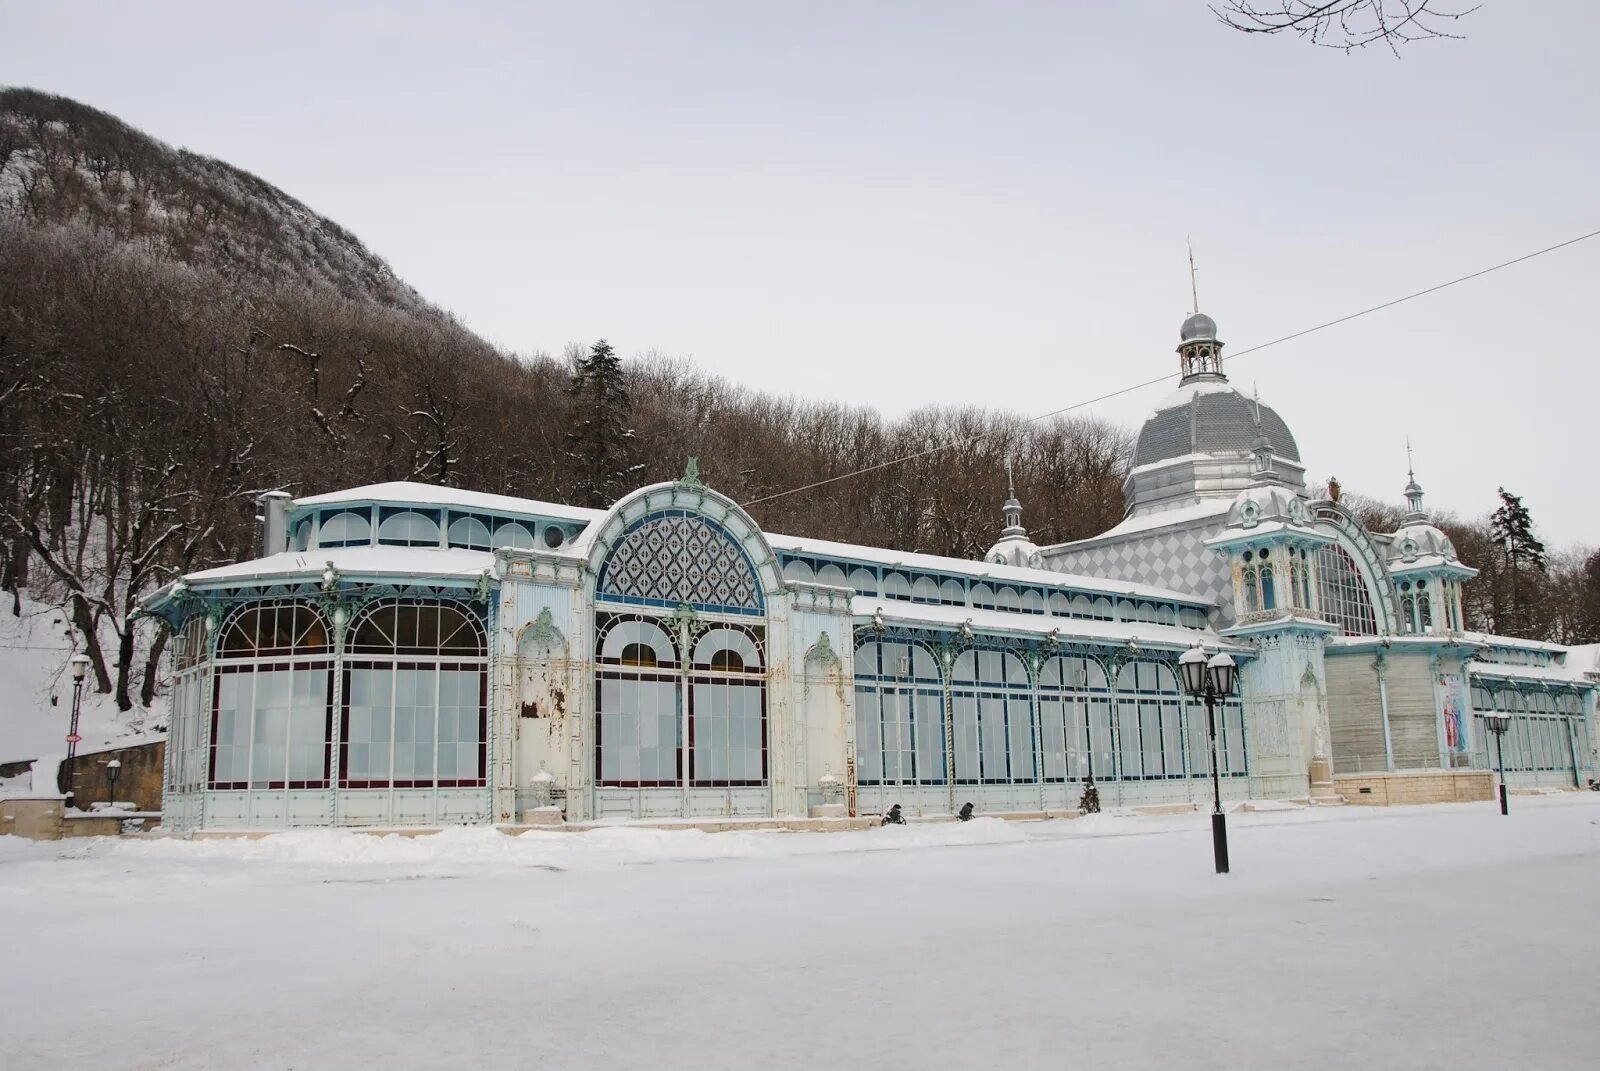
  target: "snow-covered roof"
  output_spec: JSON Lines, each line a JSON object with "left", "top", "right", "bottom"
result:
{"left": 184, "top": 546, "right": 496, "bottom": 585}
{"left": 1560, "top": 643, "right": 1600, "bottom": 676}
{"left": 1047, "top": 500, "right": 1230, "bottom": 551}
{"left": 765, "top": 532, "right": 1209, "bottom": 606}
{"left": 850, "top": 597, "right": 1238, "bottom": 653}
{"left": 1458, "top": 632, "right": 1568, "bottom": 654}
{"left": 1469, "top": 661, "right": 1595, "bottom": 689}
{"left": 294, "top": 481, "right": 604, "bottom": 525}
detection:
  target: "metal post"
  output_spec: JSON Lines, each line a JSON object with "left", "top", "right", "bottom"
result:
{"left": 65, "top": 674, "right": 85, "bottom": 800}
{"left": 1207, "top": 695, "right": 1229, "bottom": 874}
{"left": 1495, "top": 729, "right": 1508, "bottom": 816}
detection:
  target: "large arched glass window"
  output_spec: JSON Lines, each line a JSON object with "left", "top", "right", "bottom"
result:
{"left": 854, "top": 639, "right": 945, "bottom": 786}
{"left": 689, "top": 626, "right": 766, "bottom": 785}
{"left": 342, "top": 600, "right": 486, "bottom": 788}
{"left": 594, "top": 614, "right": 769, "bottom": 787}
{"left": 1317, "top": 543, "right": 1379, "bottom": 636}
{"left": 1115, "top": 661, "right": 1185, "bottom": 780}
{"left": 951, "top": 649, "right": 1033, "bottom": 784}
{"left": 595, "top": 615, "right": 681, "bottom": 786}
{"left": 1037, "top": 655, "right": 1110, "bottom": 783}
{"left": 211, "top": 601, "right": 333, "bottom": 790}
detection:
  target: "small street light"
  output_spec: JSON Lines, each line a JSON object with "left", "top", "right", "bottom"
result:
{"left": 1181, "top": 645, "right": 1238, "bottom": 875}
{"left": 105, "top": 758, "right": 122, "bottom": 807}
{"left": 64, "top": 654, "right": 91, "bottom": 801}
{"left": 1482, "top": 715, "right": 1511, "bottom": 816}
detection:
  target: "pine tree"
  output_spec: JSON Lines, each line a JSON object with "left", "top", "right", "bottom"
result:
{"left": 565, "top": 339, "right": 641, "bottom": 508}
{"left": 1490, "top": 487, "right": 1547, "bottom": 637}
{"left": 1577, "top": 550, "right": 1600, "bottom": 644}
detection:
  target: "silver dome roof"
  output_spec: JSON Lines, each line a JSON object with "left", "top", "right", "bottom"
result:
{"left": 1180, "top": 312, "right": 1218, "bottom": 341}
{"left": 1133, "top": 386, "right": 1301, "bottom": 469}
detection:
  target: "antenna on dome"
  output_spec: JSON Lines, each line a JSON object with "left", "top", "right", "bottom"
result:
{"left": 1005, "top": 453, "right": 1016, "bottom": 499}
{"left": 1406, "top": 436, "right": 1415, "bottom": 483}
{"left": 1187, "top": 236, "right": 1200, "bottom": 315}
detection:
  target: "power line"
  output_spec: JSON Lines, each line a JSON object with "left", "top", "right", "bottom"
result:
{"left": 742, "top": 227, "right": 1600, "bottom": 508}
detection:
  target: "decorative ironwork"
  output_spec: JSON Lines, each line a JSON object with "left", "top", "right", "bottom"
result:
{"left": 597, "top": 511, "right": 763, "bottom": 615}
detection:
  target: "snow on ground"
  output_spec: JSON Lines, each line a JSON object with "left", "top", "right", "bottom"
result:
{"left": 3, "top": 797, "right": 1598, "bottom": 1070}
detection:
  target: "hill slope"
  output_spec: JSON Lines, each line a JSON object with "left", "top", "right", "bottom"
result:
{"left": 0, "top": 87, "right": 421, "bottom": 309}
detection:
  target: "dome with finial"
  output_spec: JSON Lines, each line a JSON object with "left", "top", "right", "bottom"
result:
{"left": 1180, "top": 311, "right": 1218, "bottom": 342}
{"left": 984, "top": 459, "right": 1044, "bottom": 569}
{"left": 1387, "top": 465, "right": 1459, "bottom": 566}
{"left": 1223, "top": 419, "right": 1310, "bottom": 531}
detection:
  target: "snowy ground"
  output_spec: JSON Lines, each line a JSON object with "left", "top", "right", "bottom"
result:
{"left": 3, "top": 797, "right": 1597, "bottom": 1070}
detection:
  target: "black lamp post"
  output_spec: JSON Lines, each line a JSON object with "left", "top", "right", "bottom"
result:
{"left": 1180, "top": 644, "right": 1238, "bottom": 875}
{"left": 64, "top": 653, "right": 91, "bottom": 800}
{"left": 105, "top": 758, "right": 122, "bottom": 807}
{"left": 1483, "top": 714, "right": 1510, "bottom": 815}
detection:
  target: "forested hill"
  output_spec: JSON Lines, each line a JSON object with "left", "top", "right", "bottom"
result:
{"left": 0, "top": 88, "right": 1132, "bottom": 718}
{"left": 0, "top": 88, "right": 421, "bottom": 309}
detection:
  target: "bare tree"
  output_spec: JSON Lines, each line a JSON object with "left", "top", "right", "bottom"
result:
{"left": 1213, "top": 1, "right": 1478, "bottom": 53}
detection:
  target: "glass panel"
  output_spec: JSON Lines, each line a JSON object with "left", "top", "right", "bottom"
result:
{"left": 447, "top": 514, "right": 492, "bottom": 550}
{"left": 953, "top": 694, "right": 980, "bottom": 782}
{"left": 598, "top": 676, "right": 679, "bottom": 784}
{"left": 318, "top": 509, "right": 371, "bottom": 547}
{"left": 855, "top": 687, "right": 883, "bottom": 783}
{"left": 378, "top": 509, "right": 442, "bottom": 547}
{"left": 914, "top": 689, "right": 945, "bottom": 784}
{"left": 1007, "top": 697, "right": 1035, "bottom": 782}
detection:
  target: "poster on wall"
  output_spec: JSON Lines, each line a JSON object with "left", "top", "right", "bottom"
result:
{"left": 1438, "top": 673, "right": 1470, "bottom": 756}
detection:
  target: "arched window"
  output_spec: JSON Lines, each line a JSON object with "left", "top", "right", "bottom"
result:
{"left": 597, "top": 512, "right": 764, "bottom": 615}
{"left": 342, "top": 600, "right": 486, "bottom": 789}
{"left": 816, "top": 564, "right": 849, "bottom": 589}
{"left": 995, "top": 587, "right": 1021, "bottom": 611}
{"left": 853, "top": 639, "right": 944, "bottom": 786}
{"left": 783, "top": 559, "right": 815, "bottom": 585}
{"left": 689, "top": 626, "right": 766, "bottom": 786}
{"left": 1022, "top": 590, "right": 1045, "bottom": 614}
{"left": 1399, "top": 589, "right": 1417, "bottom": 634}
{"left": 1317, "top": 543, "right": 1379, "bottom": 636}
{"left": 595, "top": 615, "right": 680, "bottom": 787}
{"left": 882, "top": 573, "right": 912, "bottom": 600}
{"left": 849, "top": 568, "right": 878, "bottom": 596}
{"left": 971, "top": 584, "right": 997, "bottom": 610}
{"left": 1115, "top": 661, "right": 1185, "bottom": 781}
{"left": 447, "top": 513, "right": 492, "bottom": 551}
{"left": 950, "top": 649, "right": 1033, "bottom": 784}
{"left": 940, "top": 578, "right": 966, "bottom": 606}
{"left": 911, "top": 577, "right": 940, "bottom": 604}
{"left": 1037, "top": 655, "right": 1109, "bottom": 783}
{"left": 1242, "top": 562, "right": 1261, "bottom": 613}
{"left": 211, "top": 601, "right": 333, "bottom": 790}
{"left": 378, "top": 508, "right": 442, "bottom": 547}
{"left": 491, "top": 521, "right": 535, "bottom": 550}
{"left": 1048, "top": 592, "right": 1071, "bottom": 617}
{"left": 1417, "top": 586, "right": 1433, "bottom": 631}
{"left": 317, "top": 509, "right": 371, "bottom": 548}
{"left": 1258, "top": 553, "right": 1276, "bottom": 611}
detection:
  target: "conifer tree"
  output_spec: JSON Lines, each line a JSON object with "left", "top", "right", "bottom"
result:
{"left": 565, "top": 339, "right": 641, "bottom": 508}
{"left": 1490, "top": 487, "right": 1547, "bottom": 637}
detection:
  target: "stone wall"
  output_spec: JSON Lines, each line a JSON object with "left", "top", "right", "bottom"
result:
{"left": 1334, "top": 769, "right": 1493, "bottom": 806}
{"left": 59, "top": 740, "right": 165, "bottom": 812}
{"left": 0, "top": 797, "right": 66, "bottom": 838}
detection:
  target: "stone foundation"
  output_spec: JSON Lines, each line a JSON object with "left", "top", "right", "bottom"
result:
{"left": 1333, "top": 769, "right": 1494, "bottom": 806}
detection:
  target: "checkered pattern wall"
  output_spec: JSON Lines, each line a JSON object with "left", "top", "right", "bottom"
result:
{"left": 1049, "top": 520, "right": 1234, "bottom": 627}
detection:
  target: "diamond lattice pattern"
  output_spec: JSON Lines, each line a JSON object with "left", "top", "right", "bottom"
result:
{"left": 600, "top": 513, "right": 762, "bottom": 613}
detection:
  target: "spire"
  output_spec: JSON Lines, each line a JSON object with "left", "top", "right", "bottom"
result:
{"left": 1001, "top": 454, "right": 1025, "bottom": 537}
{"left": 1250, "top": 384, "right": 1277, "bottom": 483}
{"left": 1176, "top": 243, "right": 1224, "bottom": 382}
{"left": 1403, "top": 438, "right": 1426, "bottom": 518}
{"left": 1188, "top": 236, "right": 1200, "bottom": 315}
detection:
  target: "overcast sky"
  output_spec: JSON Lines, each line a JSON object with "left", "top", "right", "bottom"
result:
{"left": 4, "top": 1, "right": 1596, "bottom": 546}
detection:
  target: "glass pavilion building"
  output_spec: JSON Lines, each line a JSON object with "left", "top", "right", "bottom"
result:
{"left": 144, "top": 312, "right": 1598, "bottom": 830}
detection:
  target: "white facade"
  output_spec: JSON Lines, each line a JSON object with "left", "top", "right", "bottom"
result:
{"left": 146, "top": 313, "right": 1599, "bottom": 831}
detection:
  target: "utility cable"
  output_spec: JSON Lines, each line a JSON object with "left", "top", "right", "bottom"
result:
{"left": 742, "top": 227, "right": 1600, "bottom": 508}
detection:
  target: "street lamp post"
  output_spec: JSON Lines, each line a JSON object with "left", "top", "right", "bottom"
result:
{"left": 1180, "top": 645, "right": 1239, "bottom": 875}
{"left": 105, "top": 758, "right": 122, "bottom": 807}
{"left": 1483, "top": 715, "right": 1510, "bottom": 815}
{"left": 64, "top": 654, "right": 91, "bottom": 801}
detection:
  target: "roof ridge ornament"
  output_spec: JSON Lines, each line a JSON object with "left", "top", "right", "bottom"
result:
{"left": 1402, "top": 438, "right": 1426, "bottom": 520}
{"left": 679, "top": 456, "right": 705, "bottom": 490}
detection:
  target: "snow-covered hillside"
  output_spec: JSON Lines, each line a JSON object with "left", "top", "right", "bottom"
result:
{"left": 0, "top": 592, "right": 157, "bottom": 764}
